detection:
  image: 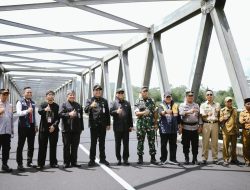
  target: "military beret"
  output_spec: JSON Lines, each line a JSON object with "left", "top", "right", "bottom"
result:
{"left": 141, "top": 86, "right": 148, "bottom": 91}
{"left": 244, "top": 98, "right": 250, "bottom": 104}
{"left": 93, "top": 84, "right": 102, "bottom": 91}
{"left": 0, "top": 88, "right": 9, "bottom": 94}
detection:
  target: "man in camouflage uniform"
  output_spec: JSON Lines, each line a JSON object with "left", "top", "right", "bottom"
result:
{"left": 239, "top": 98, "right": 250, "bottom": 166}
{"left": 219, "top": 97, "right": 240, "bottom": 166}
{"left": 135, "top": 86, "right": 158, "bottom": 165}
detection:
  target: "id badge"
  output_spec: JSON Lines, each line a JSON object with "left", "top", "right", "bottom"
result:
{"left": 103, "top": 107, "right": 105, "bottom": 113}
{"left": 47, "top": 117, "right": 52, "bottom": 123}
{"left": 78, "top": 113, "right": 81, "bottom": 118}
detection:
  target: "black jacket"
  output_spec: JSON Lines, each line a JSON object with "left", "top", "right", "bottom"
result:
{"left": 59, "top": 101, "right": 84, "bottom": 133}
{"left": 110, "top": 98, "right": 133, "bottom": 132}
{"left": 38, "top": 102, "right": 60, "bottom": 133}
{"left": 84, "top": 97, "right": 110, "bottom": 128}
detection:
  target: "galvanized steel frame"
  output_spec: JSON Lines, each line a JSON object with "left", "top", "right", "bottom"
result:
{"left": 0, "top": 0, "right": 249, "bottom": 108}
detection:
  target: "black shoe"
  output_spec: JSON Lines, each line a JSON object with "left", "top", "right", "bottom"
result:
{"left": 99, "top": 160, "right": 110, "bottom": 166}
{"left": 117, "top": 160, "right": 122, "bottom": 166}
{"left": 36, "top": 165, "right": 44, "bottom": 170}
{"left": 159, "top": 161, "right": 166, "bottom": 165}
{"left": 27, "top": 163, "right": 37, "bottom": 168}
{"left": 50, "top": 164, "right": 59, "bottom": 168}
{"left": 230, "top": 160, "right": 241, "bottom": 165}
{"left": 137, "top": 155, "right": 143, "bottom": 165}
{"left": 213, "top": 160, "right": 218, "bottom": 164}
{"left": 88, "top": 160, "right": 96, "bottom": 167}
{"left": 17, "top": 165, "right": 25, "bottom": 171}
{"left": 2, "top": 164, "right": 12, "bottom": 173}
{"left": 63, "top": 164, "right": 71, "bottom": 168}
{"left": 123, "top": 160, "right": 130, "bottom": 166}
{"left": 184, "top": 159, "right": 189, "bottom": 165}
{"left": 71, "top": 163, "right": 81, "bottom": 168}
{"left": 201, "top": 160, "right": 207, "bottom": 165}
{"left": 169, "top": 160, "right": 180, "bottom": 166}
{"left": 192, "top": 160, "right": 199, "bottom": 165}
{"left": 150, "top": 155, "right": 158, "bottom": 165}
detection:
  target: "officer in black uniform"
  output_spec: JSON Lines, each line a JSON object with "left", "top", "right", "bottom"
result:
{"left": 59, "top": 90, "right": 84, "bottom": 168}
{"left": 84, "top": 84, "right": 110, "bottom": 167}
{"left": 37, "top": 90, "right": 60, "bottom": 169}
{"left": 110, "top": 88, "right": 133, "bottom": 165}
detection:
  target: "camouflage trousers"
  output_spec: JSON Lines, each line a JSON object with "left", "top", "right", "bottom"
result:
{"left": 136, "top": 126, "right": 156, "bottom": 156}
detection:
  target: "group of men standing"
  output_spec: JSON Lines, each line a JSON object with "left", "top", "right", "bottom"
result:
{"left": 0, "top": 85, "right": 250, "bottom": 173}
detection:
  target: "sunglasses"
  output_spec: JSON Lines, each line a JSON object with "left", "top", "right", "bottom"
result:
{"left": 206, "top": 93, "right": 213, "bottom": 96}
{"left": 117, "top": 91, "right": 124, "bottom": 94}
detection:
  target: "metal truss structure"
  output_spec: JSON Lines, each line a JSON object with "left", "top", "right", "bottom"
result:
{"left": 0, "top": 0, "right": 249, "bottom": 108}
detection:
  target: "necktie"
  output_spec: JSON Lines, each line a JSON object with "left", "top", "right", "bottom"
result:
{"left": 28, "top": 101, "right": 33, "bottom": 124}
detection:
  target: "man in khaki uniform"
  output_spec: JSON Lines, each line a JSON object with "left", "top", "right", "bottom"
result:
{"left": 200, "top": 90, "right": 220, "bottom": 164}
{"left": 239, "top": 98, "right": 250, "bottom": 166}
{"left": 219, "top": 97, "right": 239, "bottom": 166}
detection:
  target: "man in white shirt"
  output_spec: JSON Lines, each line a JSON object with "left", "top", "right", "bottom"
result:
{"left": 16, "top": 87, "right": 38, "bottom": 171}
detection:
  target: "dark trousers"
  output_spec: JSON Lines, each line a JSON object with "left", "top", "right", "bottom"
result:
{"left": 182, "top": 129, "right": 199, "bottom": 160}
{"left": 160, "top": 133, "right": 177, "bottom": 162}
{"left": 62, "top": 132, "right": 81, "bottom": 165}
{"left": 0, "top": 134, "right": 11, "bottom": 165}
{"left": 114, "top": 130, "right": 129, "bottom": 161}
{"left": 16, "top": 126, "right": 36, "bottom": 165}
{"left": 90, "top": 126, "right": 106, "bottom": 161}
{"left": 38, "top": 131, "right": 59, "bottom": 166}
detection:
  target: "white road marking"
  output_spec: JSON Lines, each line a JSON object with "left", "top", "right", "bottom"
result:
{"left": 79, "top": 144, "right": 136, "bottom": 190}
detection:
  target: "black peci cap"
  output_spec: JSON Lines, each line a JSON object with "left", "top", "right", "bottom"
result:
{"left": 93, "top": 84, "right": 102, "bottom": 91}
{"left": 244, "top": 98, "right": 250, "bottom": 104}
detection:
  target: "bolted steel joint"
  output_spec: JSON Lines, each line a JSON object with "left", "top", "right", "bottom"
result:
{"left": 201, "top": 0, "right": 216, "bottom": 14}
{"left": 147, "top": 27, "right": 154, "bottom": 44}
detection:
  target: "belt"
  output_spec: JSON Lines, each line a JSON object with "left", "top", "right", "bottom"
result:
{"left": 203, "top": 120, "right": 218, "bottom": 124}
{"left": 183, "top": 122, "right": 198, "bottom": 126}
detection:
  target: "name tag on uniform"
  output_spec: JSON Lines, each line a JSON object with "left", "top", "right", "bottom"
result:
{"left": 47, "top": 117, "right": 52, "bottom": 123}
{"left": 103, "top": 107, "right": 105, "bottom": 113}
{"left": 78, "top": 113, "right": 81, "bottom": 118}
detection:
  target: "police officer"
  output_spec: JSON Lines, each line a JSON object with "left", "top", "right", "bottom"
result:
{"left": 16, "top": 87, "right": 38, "bottom": 171}
{"left": 37, "top": 90, "right": 60, "bottom": 169}
{"left": 84, "top": 84, "right": 110, "bottom": 167}
{"left": 239, "top": 98, "right": 250, "bottom": 166}
{"left": 179, "top": 90, "right": 202, "bottom": 165}
{"left": 59, "top": 90, "right": 84, "bottom": 168}
{"left": 158, "top": 91, "right": 179, "bottom": 165}
{"left": 110, "top": 88, "right": 133, "bottom": 165}
{"left": 135, "top": 86, "right": 158, "bottom": 165}
{"left": 200, "top": 90, "right": 220, "bottom": 164}
{"left": 0, "top": 89, "right": 13, "bottom": 172}
{"left": 219, "top": 97, "right": 240, "bottom": 166}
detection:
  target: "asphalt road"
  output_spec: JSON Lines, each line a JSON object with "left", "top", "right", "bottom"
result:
{"left": 0, "top": 114, "right": 250, "bottom": 190}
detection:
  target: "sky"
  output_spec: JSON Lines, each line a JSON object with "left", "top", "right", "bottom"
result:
{"left": 0, "top": 0, "right": 249, "bottom": 92}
